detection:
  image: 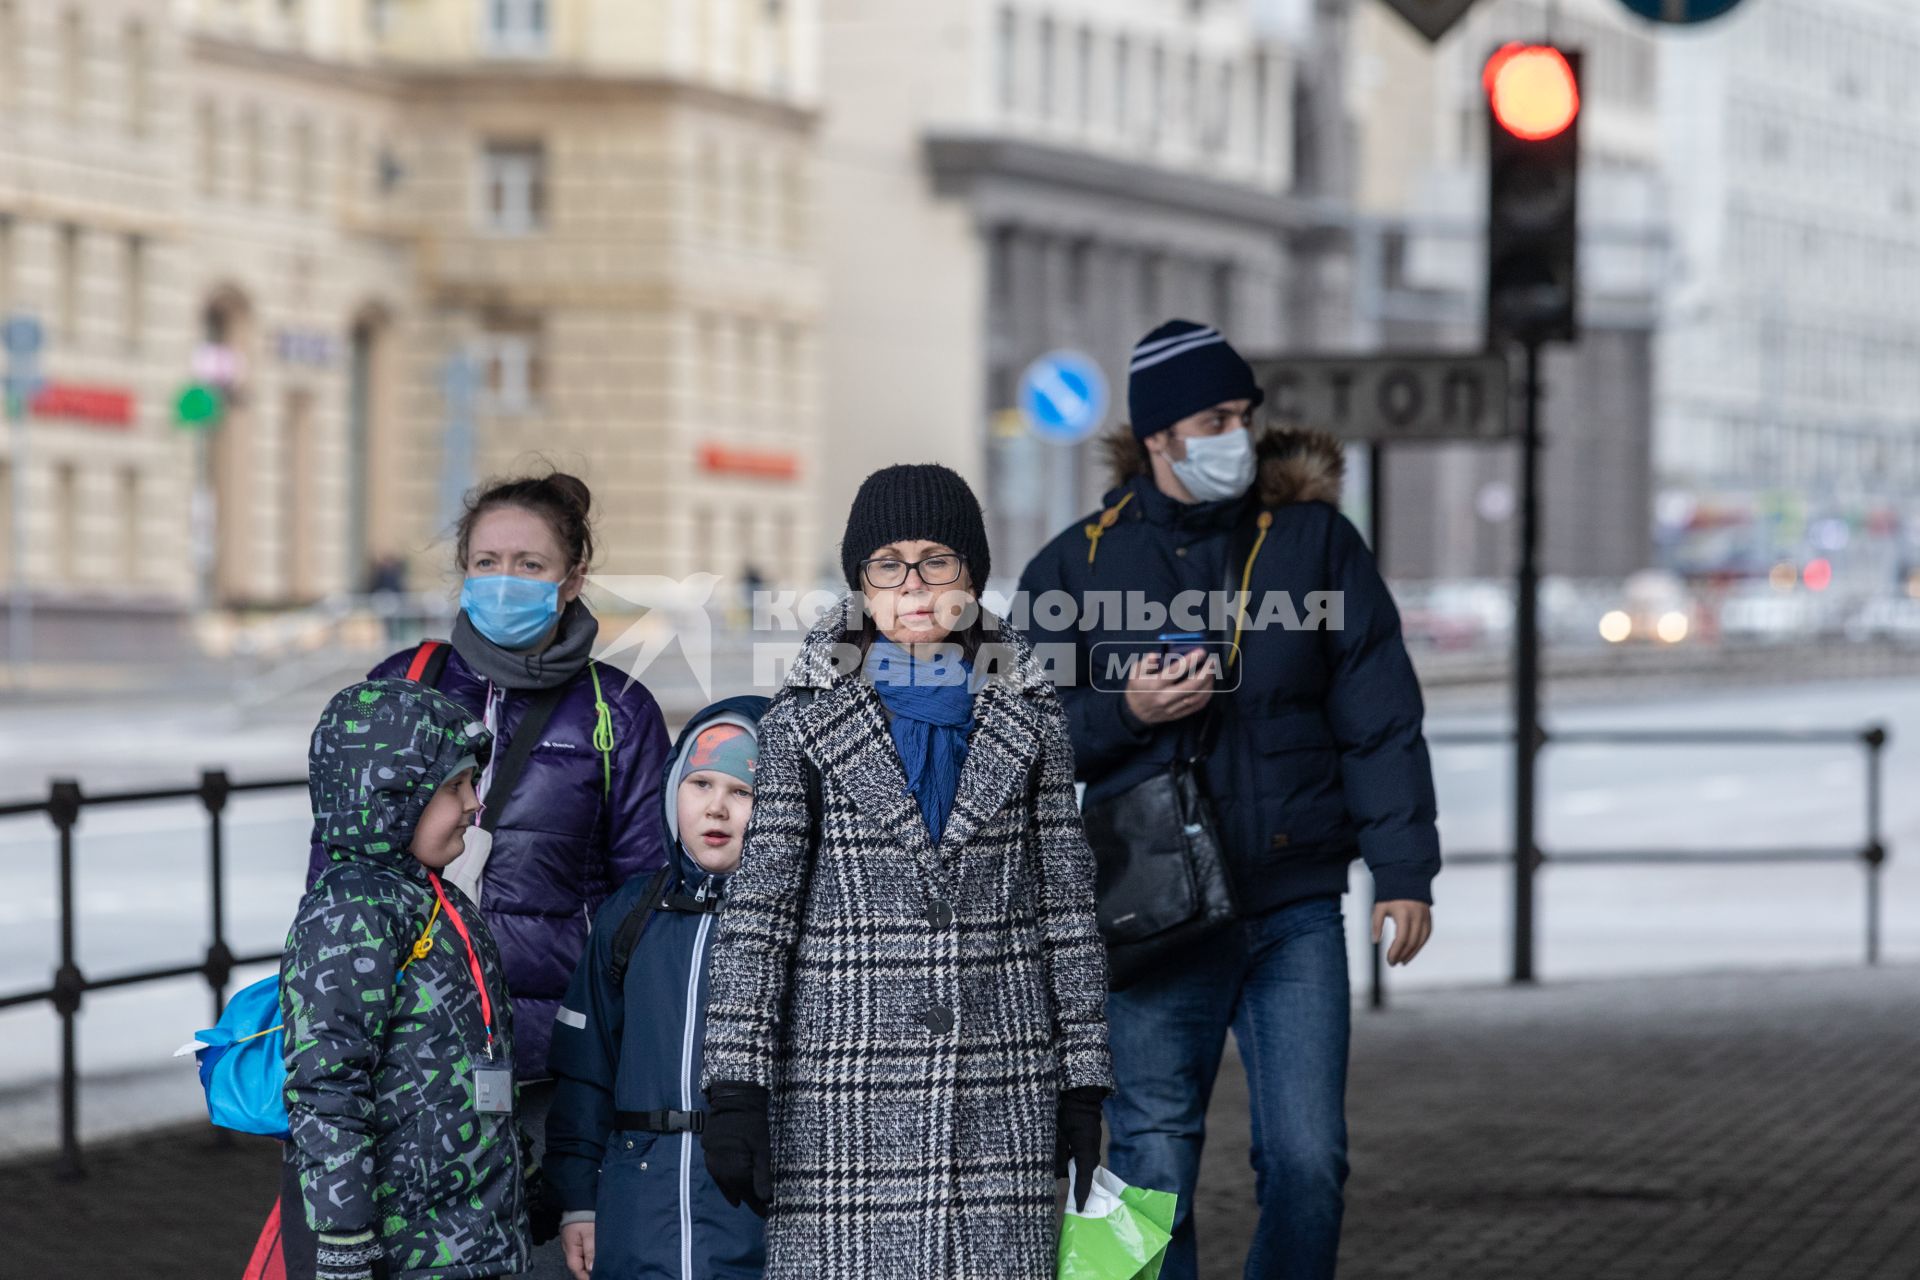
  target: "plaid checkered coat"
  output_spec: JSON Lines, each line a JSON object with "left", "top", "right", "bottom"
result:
{"left": 702, "top": 599, "right": 1113, "bottom": 1279}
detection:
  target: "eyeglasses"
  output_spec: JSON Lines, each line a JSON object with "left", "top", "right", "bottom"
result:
{"left": 860, "top": 553, "right": 964, "bottom": 589}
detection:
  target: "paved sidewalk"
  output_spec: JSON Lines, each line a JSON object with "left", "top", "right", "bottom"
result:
{"left": 0, "top": 965, "right": 1914, "bottom": 1279}
{"left": 1202, "top": 964, "right": 1920, "bottom": 1279}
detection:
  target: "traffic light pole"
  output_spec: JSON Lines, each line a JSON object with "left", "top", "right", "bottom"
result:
{"left": 1512, "top": 339, "right": 1543, "bottom": 984}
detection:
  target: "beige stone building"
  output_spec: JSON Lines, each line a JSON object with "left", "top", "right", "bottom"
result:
{"left": 1, "top": 0, "right": 822, "bottom": 653}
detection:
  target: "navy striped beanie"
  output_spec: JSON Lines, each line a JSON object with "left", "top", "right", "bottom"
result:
{"left": 1127, "top": 319, "right": 1264, "bottom": 442}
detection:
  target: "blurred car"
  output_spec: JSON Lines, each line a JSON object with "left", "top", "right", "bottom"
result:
{"left": 1717, "top": 586, "right": 1841, "bottom": 646}
{"left": 1844, "top": 596, "right": 1920, "bottom": 646}
{"left": 1597, "top": 570, "right": 1697, "bottom": 646}
{"left": 1394, "top": 579, "right": 1512, "bottom": 652}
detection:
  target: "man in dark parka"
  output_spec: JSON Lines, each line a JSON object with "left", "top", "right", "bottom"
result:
{"left": 1017, "top": 319, "right": 1441, "bottom": 1280}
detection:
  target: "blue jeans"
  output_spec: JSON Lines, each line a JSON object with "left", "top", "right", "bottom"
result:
{"left": 1105, "top": 896, "right": 1351, "bottom": 1280}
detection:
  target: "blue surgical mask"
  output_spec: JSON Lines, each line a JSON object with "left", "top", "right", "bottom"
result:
{"left": 461, "top": 575, "right": 561, "bottom": 650}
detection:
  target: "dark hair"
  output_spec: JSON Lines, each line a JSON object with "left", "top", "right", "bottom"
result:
{"left": 454, "top": 470, "right": 595, "bottom": 574}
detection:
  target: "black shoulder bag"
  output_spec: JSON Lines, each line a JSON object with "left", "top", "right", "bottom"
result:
{"left": 1080, "top": 516, "right": 1261, "bottom": 991}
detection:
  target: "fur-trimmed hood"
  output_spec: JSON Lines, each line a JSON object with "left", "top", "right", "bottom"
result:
{"left": 1099, "top": 425, "right": 1345, "bottom": 507}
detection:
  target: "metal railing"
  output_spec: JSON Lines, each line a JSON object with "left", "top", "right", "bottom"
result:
{"left": 0, "top": 723, "right": 1894, "bottom": 1170}
{"left": 1368, "top": 722, "right": 1891, "bottom": 1008}
{"left": 0, "top": 770, "right": 306, "bottom": 1177}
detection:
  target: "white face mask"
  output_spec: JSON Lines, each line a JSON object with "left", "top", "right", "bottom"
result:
{"left": 1169, "top": 428, "right": 1257, "bottom": 503}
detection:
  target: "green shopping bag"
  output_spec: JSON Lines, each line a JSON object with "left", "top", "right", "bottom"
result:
{"left": 1057, "top": 1162, "right": 1178, "bottom": 1280}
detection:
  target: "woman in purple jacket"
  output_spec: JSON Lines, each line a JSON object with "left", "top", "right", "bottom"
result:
{"left": 307, "top": 471, "right": 670, "bottom": 1277}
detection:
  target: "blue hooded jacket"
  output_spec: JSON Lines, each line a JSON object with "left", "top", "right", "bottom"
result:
{"left": 544, "top": 695, "right": 770, "bottom": 1280}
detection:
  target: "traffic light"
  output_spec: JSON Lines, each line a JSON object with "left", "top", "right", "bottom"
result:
{"left": 1485, "top": 44, "right": 1581, "bottom": 346}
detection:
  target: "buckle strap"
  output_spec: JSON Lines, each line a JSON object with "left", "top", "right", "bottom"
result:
{"left": 614, "top": 1108, "right": 706, "bottom": 1133}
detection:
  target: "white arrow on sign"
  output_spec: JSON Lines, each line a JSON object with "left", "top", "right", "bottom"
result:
{"left": 1378, "top": 0, "right": 1479, "bottom": 43}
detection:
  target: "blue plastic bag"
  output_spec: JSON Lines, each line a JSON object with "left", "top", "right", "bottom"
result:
{"left": 184, "top": 974, "right": 289, "bottom": 1138}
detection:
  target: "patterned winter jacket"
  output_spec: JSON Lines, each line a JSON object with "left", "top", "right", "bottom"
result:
{"left": 702, "top": 598, "right": 1113, "bottom": 1280}
{"left": 283, "top": 679, "right": 529, "bottom": 1280}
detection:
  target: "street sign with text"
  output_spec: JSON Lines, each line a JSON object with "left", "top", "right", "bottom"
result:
{"left": 1378, "top": 0, "right": 1479, "bottom": 43}
{"left": 1252, "top": 353, "right": 1511, "bottom": 443}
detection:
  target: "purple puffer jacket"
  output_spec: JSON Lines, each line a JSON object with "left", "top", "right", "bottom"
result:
{"left": 308, "top": 642, "right": 671, "bottom": 1079}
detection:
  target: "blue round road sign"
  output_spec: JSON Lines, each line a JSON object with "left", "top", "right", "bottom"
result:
{"left": 1613, "top": 0, "right": 1745, "bottom": 23}
{"left": 1018, "top": 350, "right": 1109, "bottom": 445}
{"left": 2, "top": 312, "right": 43, "bottom": 357}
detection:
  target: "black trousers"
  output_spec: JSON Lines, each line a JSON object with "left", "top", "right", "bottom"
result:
{"left": 278, "top": 1147, "right": 318, "bottom": 1280}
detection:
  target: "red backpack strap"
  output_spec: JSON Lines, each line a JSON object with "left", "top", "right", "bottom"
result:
{"left": 403, "top": 640, "right": 450, "bottom": 686}
{"left": 242, "top": 1198, "right": 284, "bottom": 1280}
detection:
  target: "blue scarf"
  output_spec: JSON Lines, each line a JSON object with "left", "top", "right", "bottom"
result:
{"left": 867, "top": 638, "right": 976, "bottom": 844}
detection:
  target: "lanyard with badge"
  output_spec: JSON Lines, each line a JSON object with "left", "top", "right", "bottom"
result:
{"left": 424, "top": 871, "right": 514, "bottom": 1114}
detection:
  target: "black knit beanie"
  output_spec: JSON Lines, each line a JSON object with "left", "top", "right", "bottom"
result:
{"left": 1128, "top": 318, "right": 1265, "bottom": 441}
{"left": 840, "top": 464, "right": 992, "bottom": 591}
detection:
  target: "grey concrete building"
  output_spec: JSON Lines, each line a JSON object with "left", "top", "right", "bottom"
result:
{"left": 818, "top": 0, "right": 1346, "bottom": 581}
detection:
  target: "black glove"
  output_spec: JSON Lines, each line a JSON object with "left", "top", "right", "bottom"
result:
{"left": 1055, "top": 1087, "right": 1107, "bottom": 1212}
{"left": 316, "top": 1229, "right": 387, "bottom": 1280}
{"left": 704, "top": 1082, "right": 773, "bottom": 1218}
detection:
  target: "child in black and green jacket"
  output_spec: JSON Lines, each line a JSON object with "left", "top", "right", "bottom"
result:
{"left": 282, "top": 678, "right": 528, "bottom": 1280}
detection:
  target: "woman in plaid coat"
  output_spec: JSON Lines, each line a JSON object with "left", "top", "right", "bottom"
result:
{"left": 701, "top": 465, "right": 1113, "bottom": 1279}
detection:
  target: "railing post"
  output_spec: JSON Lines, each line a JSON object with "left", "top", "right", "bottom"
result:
{"left": 1863, "top": 726, "right": 1887, "bottom": 967}
{"left": 48, "top": 778, "right": 85, "bottom": 1180}
{"left": 201, "top": 769, "right": 235, "bottom": 1022}
{"left": 1368, "top": 887, "right": 1386, "bottom": 1011}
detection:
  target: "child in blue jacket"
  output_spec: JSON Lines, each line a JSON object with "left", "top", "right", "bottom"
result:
{"left": 546, "top": 696, "right": 769, "bottom": 1280}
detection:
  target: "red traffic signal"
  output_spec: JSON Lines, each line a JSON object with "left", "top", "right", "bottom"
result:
{"left": 1484, "top": 44, "right": 1580, "bottom": 141}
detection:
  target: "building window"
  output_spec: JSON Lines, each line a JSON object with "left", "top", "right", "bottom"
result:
{"left": 125, "top": 20, "right": 149, "bottom": 136}
{"left": 1252, "top": 52, "right": 1268, "bottom": 167}
{"left": 338, "top": 121, "right": 362, "bottom": 211}
{"left": 700, "top": 145, "right": 726, "bottom": 241}
{"left": 1037, "top": 16, "right": 1055, "bottom": 119}
{"left": 55, "top": 463, "right": 79, "bottom": 581}
{"left": 1113, "top": 36, "right": 1130, "bottom": 137}
{"left": 742, "top": 150, "right": 765, "bottom": 249}
{"left": 1075, "top": 27, "right": 1093, "bottom": 129}
{"left": 1210, "top": 262, "right": 1232, "bottom": 329}
{"left": 1184, "top": 52, "right": 1200, "bottom": 148}
{"left": 122, "top": 235, "right": 144, "bottom": 354}
{"left": 996, "top": 7, "right": 1017, "bottom": 112}
{"left": 1206, "top": 63, "right": 1234, "bottom": 155}
{"left": 293, "top": 118, "right": 317, "bottom": 211}
{"left": 198, "top": 102, "right": 221, "bottom": 197}
{"left": 0, "top": 3, "right": 18, "bottom": 107}
{"left": 57, "top": 224, "right": 80, "bottom": 344}
{"left": 480, "top": 141, "right": 546, "bottom": 234}
{"left": 782, "top": 155, "right": 807, "bottom": 254}
{"left": 242, "top": 107, "right": 265, "bottom": 202}
{"left": 484, "top": 0, "right": 549, "bottom": 57}
{"left": 119, "top": 467, "right": 141, "bottom": 585}
{"left": 61, "top": 10, "right": 85, "bottom": 123}
{"left": 479, "top": 320, "right": 544, "bottom": 413}
{"left": 1148, "top": 45, "right": 1166, "bottom": 146}
{"left": 0, "top": 217, "right": 12, "bottom": 318}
